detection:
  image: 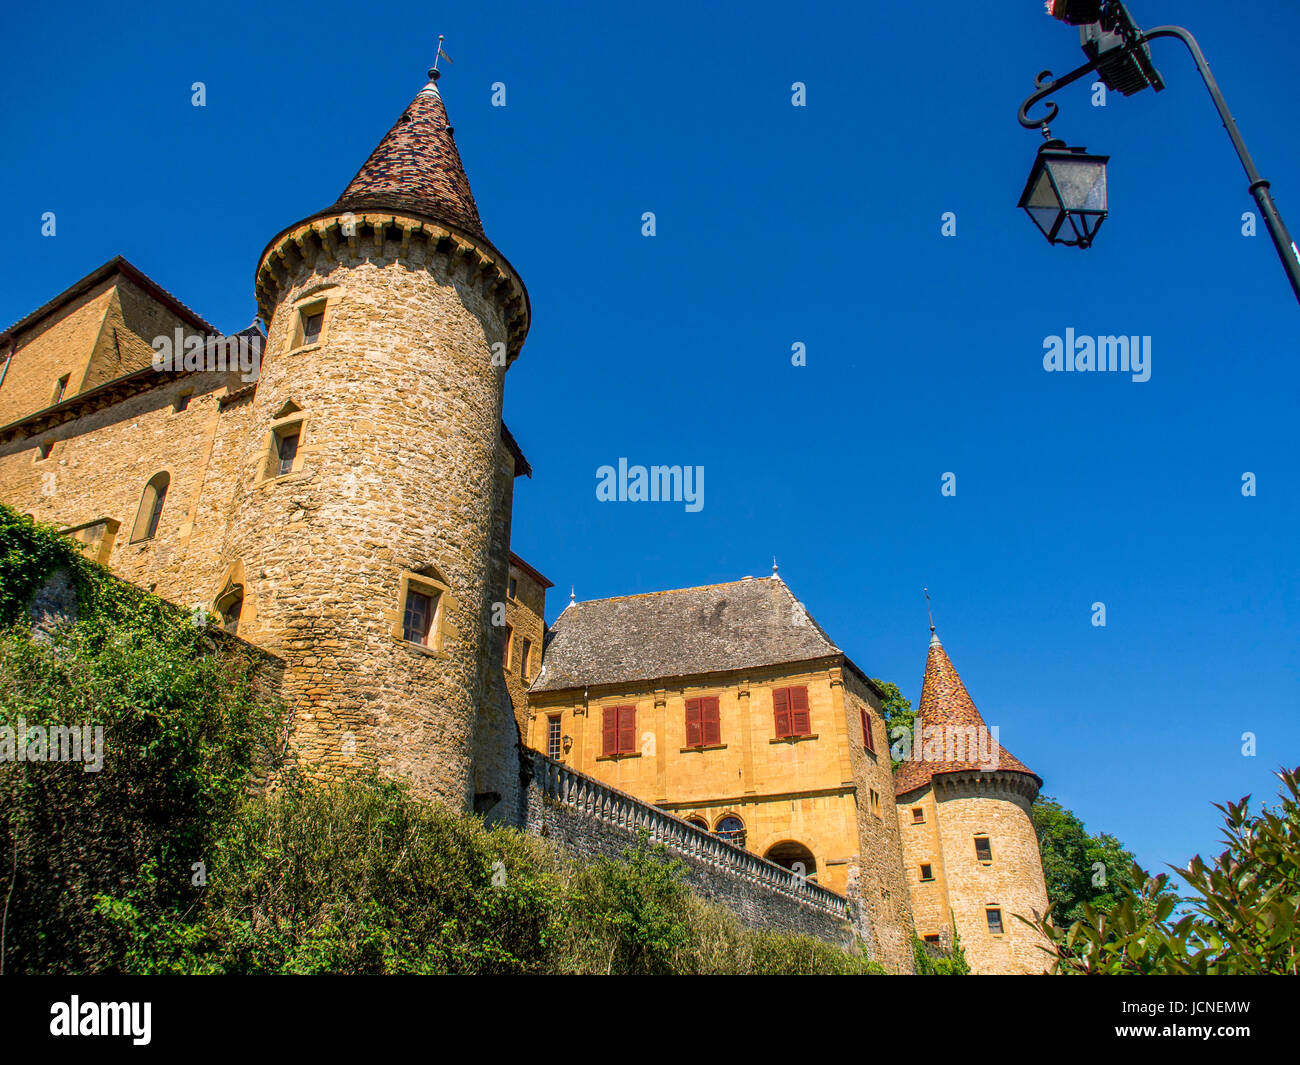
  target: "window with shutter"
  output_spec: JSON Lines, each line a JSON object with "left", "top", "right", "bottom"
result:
{"left": 685, "top": 698, "right": 702, "bottom": 748}
{"left": 861, "top": 707, "right": 875, "bottom": 752}
{"left": 603, "top": 705, "right": 637, "bottom": 755}
{"left": 686, "top": 696, "right": 721, "bottom": 747}
{"left": 773, "top": 687, "right": 791, "bottom": 737}
{"left": 617, "top": 705, "right": 636, "bottom": 754}
{"left": 602, "top": 706, "right": 617, "bottom": 756}
{"left": 701, "top": 696, "right": 721, "bottom": 745}
{"left": 773, "top": 686, "right": 811, "bottom": 738}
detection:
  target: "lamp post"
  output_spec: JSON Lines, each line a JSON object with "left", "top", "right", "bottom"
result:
{"left": 1017, "top": 1, "right": 1300, "bottom": 306}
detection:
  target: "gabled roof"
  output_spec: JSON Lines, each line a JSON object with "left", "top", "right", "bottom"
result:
{"left": 332, "top": 75, "right": 486, "bottom": 243}
{"left": 509, "top": 552, "right": 553, "bottom": 590}
{"left": 0, "top": 256, "right": 215, "bottom": 344}
{"left": 893, "top": 632, "right": 1041, "bottom": 796}
{"left": 530, "top": 575, "right": 844, "bottom": 694}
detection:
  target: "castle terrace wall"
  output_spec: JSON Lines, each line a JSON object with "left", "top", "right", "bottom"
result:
{"left": 519, "top": 749, "right": 892, "bottom": 957}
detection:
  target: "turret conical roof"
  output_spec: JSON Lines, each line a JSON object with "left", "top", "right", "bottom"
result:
{"left": 893, "top": 631, "right": 1040, "bottom": 796}
{"left": 331, "top": 74, "right": 486, "bottom": 243}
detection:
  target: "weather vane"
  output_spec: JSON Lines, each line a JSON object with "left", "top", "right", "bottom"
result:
{"left": 924, "top": 587, "right": 935, "bottom": 633}
{"left": 431, "top": 35, "right": 454, "bottom": 75}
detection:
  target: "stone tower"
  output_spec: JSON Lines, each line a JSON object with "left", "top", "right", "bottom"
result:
{"left": 225, "top": 68, "right": 530, "bottom": 812}
{"left": 894, "top": 629, "right": 1051, "bottom": 974}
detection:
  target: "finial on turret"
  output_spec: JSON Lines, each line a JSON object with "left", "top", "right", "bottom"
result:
{"left": 772, "top": 556, "right": 779, "bottom": 577}
{"left": 925, "top": 586, "right": 937, "bottom": 640}
{"left": 569, "top": 585, "right": 576, "bottom": 605}
{"left": 430, "top": 34, "right": 453, "bottom": 80}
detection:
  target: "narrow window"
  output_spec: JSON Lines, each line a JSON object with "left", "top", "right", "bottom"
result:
{"left": 869, "top": 788, "right": 881, "bottom": 817}
{"left": 130, "top": 472, "right": 170, "bottom": 542}
{"left": 861, "top": 707, "right": 874, "bottom": 752}
{"left": 276, "top": 430, "right": 299, "bottom": 476}
{"left": 986, "top": 907, "right": 1004, "bottom": 935}
{"left": 546, "top": 716, "right": 562, "bottom": 759}
{"left": 299, "top": 305, "right": 325, "bottom": 346}
{"left": 685, "top": 696, "right": 721, "bottom": 747}
{"left": 601, "top": 705, "right": 636, "bottom": 756}
{"left": 508, "top": 576, "right": 518, "bottom": 599}
{"left": 402, "top": 588, "right": 437, "bottom": 646}
{"left": 773, "top": 686, "right": 811, "bottom": 738}
{"left": 503, "top": 624, "right": 513, "bottom": 668}
{"left": 912, "top": 807, "right": 925, "bottom": 824}
{"left": 920, "top": 863, "right": 934, "bottom": 881}
{"left": 52, "top": 374, "right": 69, "bottom": 404}
{"left": 975, "top": 836, "right": 993, "bottom": 862}
{"left": 519, "top": 637, "right": 533, "bottom": 680}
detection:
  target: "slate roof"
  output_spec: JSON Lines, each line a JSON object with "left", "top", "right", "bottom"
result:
{"left": 530, "top": 576, "right": 844, "bottom": 693}
{"left": 893, "top": 632, "right": 1040, "bottom": 796}
{"left": 331, "top": 76, "right": 486, "bottom": 243}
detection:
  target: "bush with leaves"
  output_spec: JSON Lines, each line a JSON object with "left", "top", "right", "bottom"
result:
{"left": 1028, "top": 767, "right": 1300, "bottom": 975}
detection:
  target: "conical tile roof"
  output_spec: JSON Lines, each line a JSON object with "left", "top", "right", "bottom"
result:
{"left": 893, "top": 632, "right": 1040, "bottom": 796}
{"left": 332, "top": 75, "right": 486, "bottom": 243}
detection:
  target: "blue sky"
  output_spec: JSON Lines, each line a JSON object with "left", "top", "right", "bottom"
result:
{"left": 3, "top": 0, "right": 1296, "bottom": 877}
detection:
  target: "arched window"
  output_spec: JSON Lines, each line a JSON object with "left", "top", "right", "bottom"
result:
{"left": 713, "top": 815, "right": 746, "bottom": 849}
{"left": 764, "top": 841, "right": 817, "bottom": 882}
{"left": 685, "top": 816, "right": 709, "bottom": 832}
{"left": 130, "top": 472, "right": 170, "bottom": 543}
{"left": 216, "top": 584, "right": 244, "bottom": 636}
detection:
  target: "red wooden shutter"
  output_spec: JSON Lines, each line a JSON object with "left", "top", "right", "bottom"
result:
{"left": 602, "top": 707, "right": 617, "bottom": 756}
{"left": 861, "top": 708, "right": 874, "bottom": 752}
{"left": 790, "top": 686, "right": 811, "bottom": 735}
{"left": 702, "top": 696, "right": 721, "bottom": 746}
{"left": 773, "top": 687, "right": 791, "bottom": 738}
{"left": 617, "top": 706, "right": 636, "bottom": 754}
{"left": 685, "top": 698, "right": 702, "bottom": 747}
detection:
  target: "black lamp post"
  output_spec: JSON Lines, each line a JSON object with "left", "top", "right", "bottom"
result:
{"left": 1018, "top": 1, "right": 1300, "bottom": 305}
{"left": 1018, "top": 141, "right": 1109, "bottom": 248}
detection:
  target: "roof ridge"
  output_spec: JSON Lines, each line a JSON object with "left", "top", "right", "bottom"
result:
{"left": 559, "top": 575, "right": 785, "bottom": 613}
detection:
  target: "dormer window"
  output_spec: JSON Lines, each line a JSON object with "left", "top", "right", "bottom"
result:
{"left": 52, "top": 374, "right": 69, "bottom": 405}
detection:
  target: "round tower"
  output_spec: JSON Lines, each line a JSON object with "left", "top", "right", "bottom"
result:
{"left": 224, "top": 69, "right": 529, "bottom": 809}
{"left": 894, "top": 629, "right": 1050, "bottom": 974}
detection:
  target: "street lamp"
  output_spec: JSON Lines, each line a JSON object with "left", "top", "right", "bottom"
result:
{"left": 1018, "top": 140, "right": 1109, "bottom": 248}
{"left": 1018, "top": 0, "right": 1300, "bottom": 305}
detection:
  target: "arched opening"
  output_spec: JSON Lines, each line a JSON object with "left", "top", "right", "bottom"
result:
{"left": 713, "top": 814, "right": 746, "bottom": 849}
{"left": 685, "top": 816, "right": 708, "bottom": 832}
{"left": 764, "top": 841, "right": 818, "bottom": 882}
{"left": 216, "top": 584, "right": 244, "bottom": 636}
{"left": 130, "top": 472, "right": 170, "bottom": 543}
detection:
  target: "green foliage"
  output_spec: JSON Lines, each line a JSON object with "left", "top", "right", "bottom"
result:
{"left": 0, "top": 504, "right": 284, "bottom": 974}
{"left": 872, "top": 678, "right": 914, "bottom": 771}
{"left": 0, "top": 508, "right": 86, "bottom": 626}
{"left": 1031, "top": 794, "right": 1160, "bottom": 926}
{"left": 0, "top": 506, "right": 892, "bottom": 975}
{"left": 910, "top": 921, "right": 971, "bottom": 975}
{"left": 1028, "top": 767, "right": 1300, "bottom": 975}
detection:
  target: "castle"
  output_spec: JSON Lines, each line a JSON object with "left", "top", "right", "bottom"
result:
{"left": 0, "top": 68, "right": 1049, "bottom": 974}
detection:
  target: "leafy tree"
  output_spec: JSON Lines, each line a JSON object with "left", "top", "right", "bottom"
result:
{"left": 1031, "top": 795, "right": 1160, "bottom": 926}
{"left": 1027, "top": 767, "right": 1300, "bottom": 974}
{"left": 872, "top": 678, "right": 914, "bottom": 771}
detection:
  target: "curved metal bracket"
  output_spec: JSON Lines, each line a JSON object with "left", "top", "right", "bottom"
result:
{"left": 1017, "top": 57, "right": 1103, "bottom": 131}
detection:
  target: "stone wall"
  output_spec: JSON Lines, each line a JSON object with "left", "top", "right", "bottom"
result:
{"left": 518, "top": 750, "right": 888, "bottom": 957}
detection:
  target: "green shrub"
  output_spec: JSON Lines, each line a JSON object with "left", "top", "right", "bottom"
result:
{"left": 1028, "top": 766, "right": 1300, "bottom": 975}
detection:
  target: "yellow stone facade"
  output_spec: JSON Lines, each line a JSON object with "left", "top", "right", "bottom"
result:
{"left": 525, "top": 657, "right": 914, "bottom": 970}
